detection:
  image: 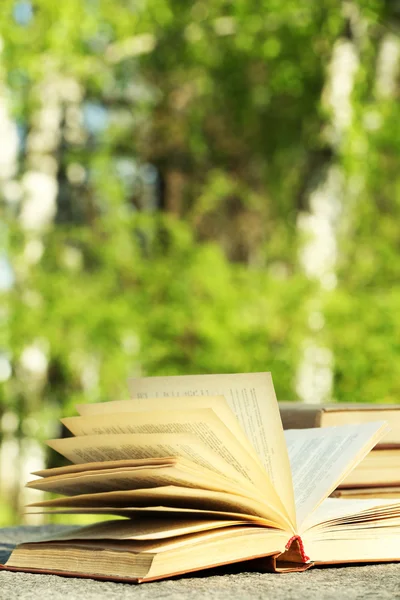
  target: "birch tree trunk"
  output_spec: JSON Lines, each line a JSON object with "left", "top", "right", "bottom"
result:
{"left": 296, "top": 3, "right": 361, "bottom": 404}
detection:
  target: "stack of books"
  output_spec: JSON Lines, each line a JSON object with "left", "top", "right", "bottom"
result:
{"left": 1, "top": 373, "right": 399, "bottom": 583}
{"left": 279, "top": 402, "right": 400, "bottom": 499}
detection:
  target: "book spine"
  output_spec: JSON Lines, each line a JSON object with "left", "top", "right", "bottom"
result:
{"left": 285, "top": 536, "right": 310, "bottom": 562}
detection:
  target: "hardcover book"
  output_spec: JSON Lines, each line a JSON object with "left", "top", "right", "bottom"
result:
{"left": 2, "top": 373, "right": 400, "bottom": 583}
{"left": 278, "top": 401, "right": 400, "bottom": 447}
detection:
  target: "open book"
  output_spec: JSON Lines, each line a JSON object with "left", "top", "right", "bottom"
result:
{"left": 3, "top": 372, "right": 400, "bottom": 583}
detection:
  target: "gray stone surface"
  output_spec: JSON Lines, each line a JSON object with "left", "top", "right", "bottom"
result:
{"left": 0, "top": 526, "right": 399, "bottom": 599}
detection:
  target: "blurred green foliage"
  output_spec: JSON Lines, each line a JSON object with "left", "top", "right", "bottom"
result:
{"left": 7, "top": 215, "right": 311, "bottom": 417}
{"left": 322, "top": 10, "right": 400, "bottom": 404}
{"left": 1, "top": 0, "right": 400, "bottom": 523}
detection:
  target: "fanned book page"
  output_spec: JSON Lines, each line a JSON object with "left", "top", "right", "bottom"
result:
{"left": 284, "top": 422, "right": 388, "bottom": 525}
{"left": 61, "top": 407, "right": 277, "bottom": 499}
{"left": 127, "top": 372, "right": 295, "bottom": 513}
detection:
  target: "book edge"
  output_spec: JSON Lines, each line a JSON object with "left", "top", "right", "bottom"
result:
{"left": 0, "top": 548, "right": 286, "bottom": 583}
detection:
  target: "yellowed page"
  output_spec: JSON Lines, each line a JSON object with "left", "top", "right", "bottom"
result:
{"left": 302, "top": 527, "right": 400, "bottom": 563}
{"left": 36, "top": 524, "right": 284, "bottom": 555}
{"left": 27, "top": 506, "right": 273, "bottom": 525}
{"left": 27, "top": 463, "right": 251, "bottom": 498}
{"left": 47, "top": 517, "right": 253, "bottom": 541}
{"left": 28, "top": 484, "right": 288, "bottom": 527}
{"left": 127, "top": 372, "right": 295, "bottom": 523}
{"left": 76, "top": 395, "right": 258, "bottom": 462}
{"left": 61, "top": 408, "right": 277, "bottom": 502}
{"left": 31, "top": 457, "right": 223, "bottom": 483}
{"left": 301, "top": 497, "right": 400, "bottom": 532}
{"left": 47, "top": 432, "right": 243, "bottom": 483}
{"left": 47, "top": 432, "right": 290, "bottom": 528}
{"left": 284, "top": 421, "right": 389, "bottom": 528}
{"left": 33, "top": 457, "right": 176, "bottom": 478}
{"left": 315, "top": 518, "right": 400, "bottom": 533}
{"left": 308, "top": 515, "right": 400, "bottom": 534}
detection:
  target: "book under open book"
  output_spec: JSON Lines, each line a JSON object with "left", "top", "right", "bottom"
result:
{"left": 278, "top": 401, "right": 400, "bottom": 497}
{"left": 2, "top": 372, "right": 400, "bottom": 583}
{"left": 278, "top": 401, "right": 400, "bottom": 447}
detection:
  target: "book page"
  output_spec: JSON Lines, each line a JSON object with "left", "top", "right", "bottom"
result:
{"left": 302, "top": 527, "right": 400, "bottom": 563}
{"left": 6, "top": 526, "right": 288, "bottom": 572}
{"left": 285, "top": 421, "right": 389, "bottom": 527}
{"left": 46, "top": 517, "right": 254, "bottom": 541}
{"left": 76, "top": 395, "right": 258, "bottom": 461}
{"left": 303, "top": 497, "right": 400, "bottom": 532}
{"left": 33, "top": 457, "right": 177, "bottom": 478}
{"left": 27, "top": 463, "right": 249, "bottom": 498}
{"left": 128, "top": 372, "right": 295, "bottom": 523}
{"left": 61, "top": 408, "right": 277, "bottom": 503}
{"left": 34, "top": 524, "right": 285, "bottom": 557}
{"left": 48, "top": 432, "right": 241, "bottom": 481}
{"left": 313, "top": 517, "right": 400, "bottom": 533}
{"left": 27, "top": 506, "right": 273, "bottom": 525}
{"left": 28, "top": 484, "right": 287, "bottom": 526}
{"left": 47, "top": 431, "right": 291, "bottom": 529}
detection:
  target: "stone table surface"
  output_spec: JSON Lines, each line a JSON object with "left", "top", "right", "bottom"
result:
{"left": 0, "top": 526, "right": 399, "bottom": 600}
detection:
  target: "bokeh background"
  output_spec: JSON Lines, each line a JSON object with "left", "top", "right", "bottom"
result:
{"left": 1, "top": 0, "right": 400, "bottom": 525}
